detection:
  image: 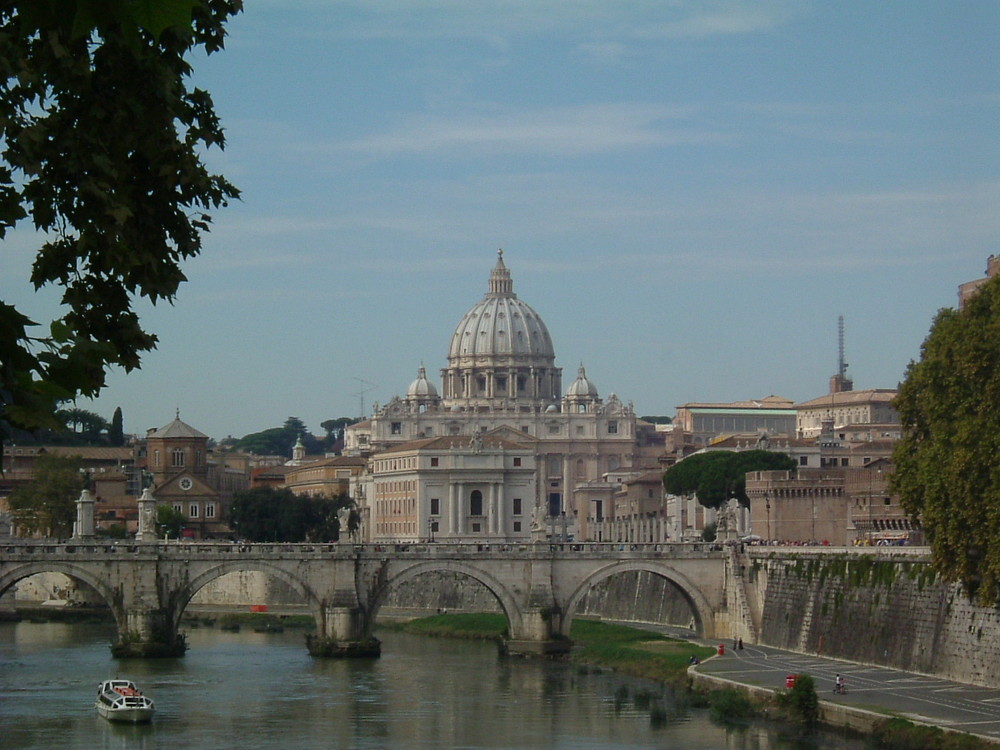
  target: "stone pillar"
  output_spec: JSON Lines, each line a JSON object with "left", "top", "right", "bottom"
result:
{"left": 309, "top": 581, "right": 380, "bottom": 658}
{"left": 137, "top": 487, "right": 158, "bottom": 542}
{"left": 73, "top": 489, "right": 96, "bottom": 539}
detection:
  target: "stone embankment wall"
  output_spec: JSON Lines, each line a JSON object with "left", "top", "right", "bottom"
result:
{"left": 744, "top": 549, "right": 1000, "bottom": 689}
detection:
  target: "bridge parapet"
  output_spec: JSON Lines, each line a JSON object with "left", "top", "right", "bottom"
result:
{"left": 1, "top": 541, "right": 727, "bottom": 562}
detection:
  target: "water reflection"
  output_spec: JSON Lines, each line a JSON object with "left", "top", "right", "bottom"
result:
{"left": 0, "top": 621, "right": 867, "bottom": 750}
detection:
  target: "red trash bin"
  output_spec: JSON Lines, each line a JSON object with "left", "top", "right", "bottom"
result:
{"left": 785, "top": 674, "right": 797, "bottom": 688}
{"left": 717, "top": 643, "right": 725, "bottom": 655}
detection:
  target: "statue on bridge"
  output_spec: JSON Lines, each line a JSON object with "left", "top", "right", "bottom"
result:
{"left": 530, "top": 504, "right": 547, "bottom": 542}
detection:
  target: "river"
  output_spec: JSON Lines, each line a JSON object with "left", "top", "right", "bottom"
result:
{"left": 0, "top": 620, "right": 868, "bottom": 749}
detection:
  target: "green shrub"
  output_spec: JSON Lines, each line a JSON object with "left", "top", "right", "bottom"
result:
{"left": 775, "top": 673, "right": 819, "bottom": 728}
{"left": 708, "top": 688, "right": 756, "bottom": 724}
{"left": 871, "top": 718, "right": 994, "bottom": 750}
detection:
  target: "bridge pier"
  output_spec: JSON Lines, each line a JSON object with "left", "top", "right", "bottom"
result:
{"left": 111, "top": 606, "right": 187, "bottom": 658}
{"left": 307, "top": 606, "right": 381, "bottom": 658}
{"left": 503, "top": 607, "right": 571, "bottom": 657}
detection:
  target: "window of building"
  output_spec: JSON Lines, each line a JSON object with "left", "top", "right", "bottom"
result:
{"left": 512, "top": 498, "right": 522, "bottom": 515}
{"left": 430, "top": 498, "right": 440, "bottom": 516}
{"left": 799, "top": 456, "right": 809, "bottom": 466}
{"left": 189, "top": 503, "right": 199, "bottom": 518}
{"left": 205, "top": 504, "right": 216, "bottom": 519}
{"left": 431, "top": 521, "right": 439, "bottom": 533}
{"left": 513, "top": 457, "right": 521, "bottom": 467}
{"left": 431, "top": 457, "right": 439, "bottom": 467}
{"left": 472, "top": 523, "right": 481, "bottom": 533}
{"left": 513, "top": 521, "right": 522, "bottom": 532}
{"left": 576, "top": 424, "right": 585, "bottom": 434}
{"left": 171, "top": 449, "right": 185, "bottom": 467}
{"left": 841, "top": 457, "right": 849, "bottom": 467}
{"left": 496, "top": 376, "right": 506, "bottom": 390}
{"left": 173, "top": 503, "right": 182, "bottom": 514}
{"left": 548, "top": 423, "right": 560, "bottom": 434}
{"left": 391, "top": 422, "right": 401, "bottom": 435}
{"left": 549, "top": 457, "right": 561, "bottom": 475}
{"left": 517, "top": 377, "right": 526, "bottom": 392}
{"left": 548, "top": 492, "right": 561, "bottom": 516}
{"left": 154, "top": 450, "right": 161, "bottom": 466}
{"left": 607, "top": 421, "right": 618, "bottom": 434}
{"left": 470, "top": 490, "right": 483, "bottom": 516}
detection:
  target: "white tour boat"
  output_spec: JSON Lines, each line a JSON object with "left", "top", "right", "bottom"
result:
{"left": 95, "top": 679, "right": 155, "bottom": 723}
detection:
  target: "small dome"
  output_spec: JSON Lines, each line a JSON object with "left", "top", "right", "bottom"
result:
{"left": 545, "top": 404, "right": 559, "bottom": 413}
{"left": 406, "top": 365, "right": 438, "bottom": 399}
{"left": 566, "top": 364, "right": 598, "bottom": 398}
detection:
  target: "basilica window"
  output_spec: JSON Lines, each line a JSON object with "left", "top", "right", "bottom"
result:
{"left": 470, "top": 490, "right": 483, "bottom": 516}
{"left": 513, "top": 457, "right": 521, "bottom": 467}
{"left": 512, "top": 498, "right": 522, "bottom": 515}
{"left": 391, "top": 422, "right": 401, "bottom": 435}
{"left": 513, "top": 521, "right": 522, "bottom": 532}
{"left": 496, "top": 376, "right": 507, "bottom": 390}
{"left": 607, "top": 421, "right": 618, "bottom": 434}
{"left": 430, "top": 498, "right": 440, "bottom": 516}
{"left": 431, "top": 457, "right": 439, "bottom": 467}
{"left": 517, "top": 377, "right": 526, "bottom": 392}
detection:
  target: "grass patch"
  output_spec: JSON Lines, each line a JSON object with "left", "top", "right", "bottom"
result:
{"left": 381, "top": 612, "right": 509, "bottom": 640}
{"left": 215, "top": 612, "right": 314, "bottom": 629}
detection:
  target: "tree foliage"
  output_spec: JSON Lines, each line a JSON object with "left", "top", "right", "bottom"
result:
{"left": 230, "top": 416, "right": 326, "bottom": 457}
{"left": 891, "top": 275, "right": 1000, "bottom": 605}
{"left": 0, "top": 0, "right": 241, "bottom": 444}
{"left": 663, "top": 449, "right": 797, "bottom": 509}
{"left": 229, "top": 486, "right": 355, "bottom": 543}
{"left": 7, "top": 452, "right": 83, "bottom": 537}
{"left": 109, "top": 406, "right": 124, "bottom": 446}
{"left": 156, "top": 503, "right": 187, "bottom": 539}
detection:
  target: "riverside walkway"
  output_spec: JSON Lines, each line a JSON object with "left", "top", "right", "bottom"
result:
{"left": 690, "top": 637, "right": 1000, "bottom": 743}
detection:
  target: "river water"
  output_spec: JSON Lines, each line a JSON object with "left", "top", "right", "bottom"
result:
{"left": 0, "top": 620, "right": 867, "bottom": 749}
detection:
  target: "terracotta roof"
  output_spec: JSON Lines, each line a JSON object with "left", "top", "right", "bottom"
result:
{"left": 41, "top": 446, "right": 133, "bottom": 461}
{"left": 795, "top": 389, "right": 897, "bottom": 408}
{"left": 676, "top": 395, "right": 795, "bottom": 410}
{"left": 148, "top": 417, "right": 208, "bottom": 439}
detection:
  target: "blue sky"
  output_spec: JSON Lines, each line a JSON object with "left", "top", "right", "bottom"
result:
{"left": 5, "top": 1, "right": 999, "bottom": 440}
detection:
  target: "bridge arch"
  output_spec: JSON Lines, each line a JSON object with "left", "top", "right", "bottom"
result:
{"left": 561, "top": 561, "right": 715, "bottom": 638}
{"left": 175, "top": 560, "right": 322, "bottom": 631}
{"left": 367, "top": 560, "right": 524, "bottom": 639}
{"left": 0, "top": 561, "right": 123, "bottom": 630}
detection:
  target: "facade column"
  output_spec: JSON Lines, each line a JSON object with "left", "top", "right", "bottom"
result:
{"left": 449, "top": 482, "right": 457, "bottom": 536}
{"left": 456, "top": 482, "right": 465, "bottom": 535}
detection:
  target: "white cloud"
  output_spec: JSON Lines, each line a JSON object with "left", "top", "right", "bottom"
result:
{"left": 333, "top": 103, "right": 722, "bottom": 157}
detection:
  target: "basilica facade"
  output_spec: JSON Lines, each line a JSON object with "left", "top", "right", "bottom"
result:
{"left": 346, "top": 251, "right": 660, "bottom": 542}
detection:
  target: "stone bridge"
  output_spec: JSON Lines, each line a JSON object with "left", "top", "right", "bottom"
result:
{"left": 0, "top": 541, "right": 731, "bottom": 658}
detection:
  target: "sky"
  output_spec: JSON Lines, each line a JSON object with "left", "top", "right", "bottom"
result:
{"left": 4, "top": 1, "right": 999, "bottom": 441}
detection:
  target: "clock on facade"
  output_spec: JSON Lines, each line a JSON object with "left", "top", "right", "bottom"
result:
{"left": 179, "top": 477, "right": 193, "bottom": 491}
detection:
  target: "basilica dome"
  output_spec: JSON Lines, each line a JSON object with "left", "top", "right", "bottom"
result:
{"left": 441, "top": 251, "right": 562, "bottom": 408}
{"left": 447, "top": 251, "right": 555, "bottom": 362}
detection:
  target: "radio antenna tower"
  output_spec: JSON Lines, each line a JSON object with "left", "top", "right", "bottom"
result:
{"left": 353, "top": 377, "right": 376, "bottom": 419}
{"left": 838, "top": 315, "right": 848, "bottom": 379}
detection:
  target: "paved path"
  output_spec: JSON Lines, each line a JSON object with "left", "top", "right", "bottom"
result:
{"left": 613, "top": 623, "right": 1000, "bottom": 743}
{"left": 697, "top": 639, "right": 1000, "bottom": 742}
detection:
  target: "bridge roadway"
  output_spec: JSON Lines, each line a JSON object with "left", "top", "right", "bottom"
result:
{"left": 0, "top": 540, "right": 728, "bottom": 658}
